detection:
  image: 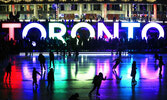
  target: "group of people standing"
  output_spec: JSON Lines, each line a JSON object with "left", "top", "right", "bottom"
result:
{"left": 38, "top": 50, "right": 55, "bottom": 71}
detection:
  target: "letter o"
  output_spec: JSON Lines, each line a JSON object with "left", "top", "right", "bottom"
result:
{"left": 142, "top": 22, "right": 164, "bottom": 40}
{"left": 71, "top": 22, "right": 95, "bottom": 38}
{"left": 22, "top": 23, "right": 47, "bottom": 39}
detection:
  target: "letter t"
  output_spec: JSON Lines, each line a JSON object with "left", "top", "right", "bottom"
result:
{"left": 2, "top": 23, "right": 21, "bottom": 40}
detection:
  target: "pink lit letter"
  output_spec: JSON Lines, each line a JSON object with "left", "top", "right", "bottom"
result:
{"left": 2, "top": 23, "right": 21, "bottom": 40}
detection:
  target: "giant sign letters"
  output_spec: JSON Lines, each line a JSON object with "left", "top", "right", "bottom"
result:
{"left": 1, "top": 22, "right": 164, "bottom": 43}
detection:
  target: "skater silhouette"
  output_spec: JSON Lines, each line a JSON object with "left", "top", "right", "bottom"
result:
{"left": 5, "top": 62, "right": 12, "bottom": 81}
{"left": 154, "top": 53, "right": 159, "bottom": 63}
{"left": 47, "top": 68, "right": 54, "bottom": 91}
{"left": 38, "top": 53, "right": 46, "bottom": 71}
{"left": 113, "top": 70, "right": 122, "bottom": 80}
{"left": 158, "top": 56, "right": 164, "bottom": 79}
{"left": 32, "top": 68, "right": 41, "bottom": 88}
{"left": 89, "top": 72, "right": 106, "bottom": 96}
{"left": 131, "top": 61, "right": 137, "bottom": 85}
{"left": 49, "top": 50, "right": 55, "bottom": 68}
{"left": 112, "top": 57, "right": 122, "bottom": 72}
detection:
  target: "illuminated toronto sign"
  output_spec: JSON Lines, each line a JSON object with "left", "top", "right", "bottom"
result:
{"left": 1, "top": 22, "right": 164, "bottom": 43}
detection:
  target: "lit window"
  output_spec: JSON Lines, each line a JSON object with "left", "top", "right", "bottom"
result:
{"left": 1, "top": 0, "right": 11, "bottom": 3}
{"left": 83, "top": 0, "right": 92, "bottom": 1}
{"left": 13, "top": 0, "right": 22, "bottom": 2}
{"left": 147, "top": 0, "right": 156, "bottom": 2}
{"left": 71, "top": 0, "right": 79, "bottom": 1}
{"left": 108, "top": 0, "right": 117, "bottom": 1}
{"left": 48, "top": 0, "right": 54, "bottom": 2}
{"left": 134, "top": 0, "right": 142, "bottom": 1}
{"left": 35, "top": 0, "right": 44, "bottom": 2}
{"left": 121, "top": 0, "right": 130, "bottom": 2}
{"left": 59, "top": 0, "right": 67, "bottom": 2}
{"left": 97, "top": 0, "right": 104, "bottom": 1}
{"left": 24, "top": 0, "right": 33, "bottom": 2}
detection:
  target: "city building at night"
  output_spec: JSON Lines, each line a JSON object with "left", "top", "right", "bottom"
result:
{"left": 1, "top": 1, "right": 167, "bottom": 100}
{"left": 0, "top": 0, "right": 167, "bottom": 21}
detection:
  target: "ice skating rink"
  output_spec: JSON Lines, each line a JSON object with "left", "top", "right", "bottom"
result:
{"left": 0, "top": 53, "right": 167, "bottom": 100}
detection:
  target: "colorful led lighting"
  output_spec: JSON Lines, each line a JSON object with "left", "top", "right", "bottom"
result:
{"left": 1, "top": 22, "right": 165, "bottom": 41}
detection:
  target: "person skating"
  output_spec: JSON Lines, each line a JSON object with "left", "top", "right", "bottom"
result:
{"left": 158, "top": 56, "right": 164, "bottom": 79}
{"left": 38, "top": 53, "right": 46, "bottom": 71}
{"left": 32, "top": 68, "right": 41, "bottom": 88}
{"left": 89, "top": 72, "right": 106, "bottom": 96}
{"left": 131, "top": 61, "right": 137, "bottom": 85}
{"left": 112, "top": 57, "right": 122, "bottom": 73}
